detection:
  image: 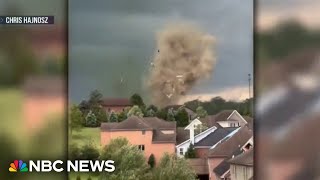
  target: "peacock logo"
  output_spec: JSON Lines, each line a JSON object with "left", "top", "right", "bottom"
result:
{"left": 9, "top": 160, "right": 28, "bottom": 172}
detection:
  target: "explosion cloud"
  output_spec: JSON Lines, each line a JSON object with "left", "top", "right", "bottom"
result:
{"left": 146, "top": 22, "right": 217, "bottom": 107}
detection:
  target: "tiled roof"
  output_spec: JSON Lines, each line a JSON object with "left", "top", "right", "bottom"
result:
{"left": 152, "top": 130, "right": 176, "bottom": 143}
{"left": 101, "top": 116, "right": 176, "bottom": 143}
{"left": 213, "top": 160, "right": 230, "bottom": 177}
{"left": 208, "top": 126, "right": 252, "bottom": 158}
{"left": 101, "top": 98, "right": 132, "bottom": 106}
{"left": 176, "top": 127, "right": 190, "bottom": 144}
{"left": 195, "top": 127, "right": 237, "bottom": 147}
{"left": 228, "top": 148, "right": 253, "bottom": 166}
{"left": 187, "top": 158, "right": 208, "bottom": 175}
{"left": 200, "top": 110, "right": 235, "bottom": 127}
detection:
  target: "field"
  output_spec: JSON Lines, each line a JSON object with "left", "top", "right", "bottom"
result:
{"left": 70, "top": 127, "right": 101, "bottom": 148}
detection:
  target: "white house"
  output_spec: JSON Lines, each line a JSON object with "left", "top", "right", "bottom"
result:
{"left": 176, "top": 118, "right": 217, "bottom": 157}
{"left": 216, "top": 110, "right": 248, "bottom": 128}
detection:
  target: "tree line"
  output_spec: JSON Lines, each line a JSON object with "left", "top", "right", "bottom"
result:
{"left": 70, "top": 90, "right": 253, "bottom": 132}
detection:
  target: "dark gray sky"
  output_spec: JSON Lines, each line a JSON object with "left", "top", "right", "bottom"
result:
{"left": 69, "top": 0, "right": 253, "bottom": 103}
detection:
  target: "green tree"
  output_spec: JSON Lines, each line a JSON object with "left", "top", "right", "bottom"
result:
{"left": 93, "top": 105, "right": 108, "bottom": 123}
{"left": 156, "top": 108, "right": 167, "bottom": 120}
{"left": 175, "top": 108, "right": 189, "bottom": 127}
{"left": 80, "top": 142, "right": 100, "bottom": 160}
{"left": 109, "top": 111, "right": 119, "bottom": 122}
{"left": 146, "top": 109, "right": 156, "bottom": 117}
{"left": 130, "top": 93, "right": 145, "bottom": 107}
{"left": 89, "top": 90, "right": 103, "bottom": 106}
{"left": 194, "top": 124, "right": 209, "bottom": 135}
{"left": 69, "top": 143, "right": 82, "bottom": 161}
{"left": 76, "top": 175, "right": 81, "bottom": 180}
{"left": 100, "top": 138, "right": 151, "bottom": 180}
{"left": 196, "top": 106, "right": 208, "bottom": 118}
{"left": 148, "top": 154, "right": 156, "bottom": 169}
{"left": 153, "top": 153, "right": 197, "bottom": 180}
{"left": 117, "top": 111, "right": 127, "bottom": 122}
{"left": 69, "top": 105, "right": 84, "bottom": 134}
{"left": 85, "top": 111, "right": 98, "bottom": 127}
{"left": 166, "top": 108, "right": 175, "bottom": 121}
{"left": 184, "top": 144, "right": 196, "bottom": 158}
{"left": 127, "top": 105, "right": 144, "bottom": 117}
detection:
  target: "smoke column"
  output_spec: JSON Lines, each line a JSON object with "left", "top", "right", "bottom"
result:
{"left": 146, "top": 22, "right": 217, "bottom": 107}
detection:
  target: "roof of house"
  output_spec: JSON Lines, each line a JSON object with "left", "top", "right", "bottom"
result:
{"left": 101, "top": 98, "right": 132, "bottom": 107}
{"left": 176, "top": 127, "right": 190, "bottom": 144}
{"left": 228, "top": 148, "right": 253, "bottom": 166}
{"left": 187, "top": 158, "right": 208, "bottom": 175}
{"left": 22, "top": 76, "right": 64, "bottom": 96}
{"left": 208, "top": 126, "right": 252, "bottom": 158}
{"left": 195, "top": 127, "right": 237, "bottom": 147}
{"left": 101, "top": 116, "right": 176, "bottom": 143}
{"left": 213, "top": 160, "right": 230, "bottom": 177}
{"left": 200, "top": 110, "right": 236, "bottom": 127}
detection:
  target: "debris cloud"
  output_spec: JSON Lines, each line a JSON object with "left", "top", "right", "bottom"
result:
{"left": 146, "top": 22, "right": 216, "bottom": 107}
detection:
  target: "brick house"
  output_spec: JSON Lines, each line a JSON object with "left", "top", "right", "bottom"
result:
{"left": 229, "top": 148, "right": 253, "bottom": 180}
{"left": 101, "top": 98, "right": 132, "bottom": 113}
{"left": 101, "top": 116, "right": 176, "bottom": 163}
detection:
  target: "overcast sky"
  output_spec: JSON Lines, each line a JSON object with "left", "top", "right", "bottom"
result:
{"left": 68, "top": 0, "right": 253, "bottom": 103}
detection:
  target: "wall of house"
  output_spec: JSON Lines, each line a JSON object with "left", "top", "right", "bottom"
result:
{"left": 228, "top": 112, "right": 247, "bottom": 127}
{"left": 103, "top": 106, "right": 129, "bottom": 113}
{"left": 101, "top": 130, "right": 175, "bottom": 164}
{"left": 195, "top": 148, "right": 210, "bottom": 158}
{"left": 230, "top": 165, "right": 253, "bottom": 180}
{"left": 207, "top": 157, "right": 225, "bottom": 180}
{"left": 24, "top": 95, "right": 64, "bottom": 132}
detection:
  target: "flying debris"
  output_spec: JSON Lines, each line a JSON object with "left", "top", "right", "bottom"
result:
{"left": 146, "top": 23, "right": 216, "bottom": 107}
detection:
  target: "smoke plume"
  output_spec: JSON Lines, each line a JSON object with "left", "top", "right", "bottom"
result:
{"left": 146, "top": 22, "right": 216, "bottom": 107}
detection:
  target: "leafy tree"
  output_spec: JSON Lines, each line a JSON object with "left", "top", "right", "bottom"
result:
{"left": 146, "top": 109, "right": 156, "bottom": 117}
{"left": 78, "top": 100, "right": 90, "bottom": 115}
{"left": 93, "top": 105, "right": 108, "bottom": 123}
{"left": 147, "top": 105, "right": 158, "bottom": 112}
{"left": 194, "top": 124, "right": 209, "bottom": 135}
{"left": 88, "top": 90, "right": 103, "bottom": 106}
{"left": 153, "top": 153, "right": 197, "bottom": 180}
{"left": 127, "top": 105, "right": 144, "bottom": 117}
{"left": 80, "top": 142, "right": 100, "bottom": 160}
{"left": 100, "top": 138, "right": 151, "bottom": 180}
{"left": 156, "top": 108, "right": 167, "bottom": 120}
{"left": 85, "top": 111, "right": 98, "bottom": 127}
{"left": 148, "top": 154, "right": 156, "bottom": 169}
{"left": 166, "top": 108, "right": 175, "bottom": 121}
{"left": 175, "top": 108, "right": 189, "bottom": 127}
{"left": 87, "top": 177, "right": 92, "bottom": 180}
{"left": 69, "top": 143, "right": 82, "bottom": 161}
{"left": 76, "top": 175, "right": 81, "bottom": 180}
{"left": 130, "top": 93, "right": 145, "bottom": 107}
{"left": 117, "top": 111, "right": 127, "bottom": 122}
{"left": 109, "top": 111, "right": 119, "bottom": 122}
{"left": 184, "top": 144, "right": 197, "bottom": 158}
{"left": 69, "top": 105, "right": 84, "bottom": 133}
{"left": 196, "top": 106, "right": 208, "bottom": 118}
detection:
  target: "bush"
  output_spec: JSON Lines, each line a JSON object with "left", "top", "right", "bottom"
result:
{"left": 148, "top": 154, "right": 155, "bottom": 168}
{"left": 80, "top": 143, "right": 100, "bottom": 160}
{"left": 85, "top": 111, "right": 98, "bottom": 127}
{"left": 69, "top": 144, "right": 81, "bottom": 160}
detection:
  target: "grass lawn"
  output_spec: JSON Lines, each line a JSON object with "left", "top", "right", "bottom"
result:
{"left": 70, "top": 127, "right": 101, "bottom": 148}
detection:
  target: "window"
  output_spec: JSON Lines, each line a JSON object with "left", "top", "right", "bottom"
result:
{"left": 179, "top": 148, "right": 184, "bottom": 155}
{"left": 138, "top": 145, "right": 145, "bottom": 151}
{"left": 230, "top": 123, "right": 235, "bottom": 127}
{"left": 142, "top": 130, "right": 145, "bottom": 135}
